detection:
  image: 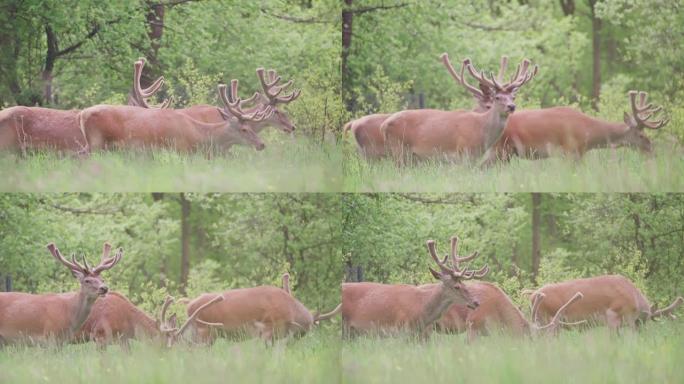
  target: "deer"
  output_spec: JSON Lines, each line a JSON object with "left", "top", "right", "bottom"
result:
{"left": 79, "top": 79, "right": 270, "bottom": 153}
{"left": 0, "top": 242, "right": 122, "bottom": 345}
{"left": 381, "top": 54, "right": 537, "bottom": 166}
{"left": 344, "top": 54, "right": 495, "bottom": 161}
{"left": 493, "top": 91, "right": 669, "bottom": 160}
{"left": 524, "top": 275, "right": 683, "bottom": 331}
{"left": 0, "top": 58, "right": 168, "bottom": 155}
{"left": 183, "top": 279, "right": 341, "bottom": 345}
{"left": 73, "top": 293, "right": 223, "bottom": 349}
{"left": 341, "top": 235, "right": 489, "bottom": 338}
{"left": 179, "top": 68, "right": 300, "bottom": 134}
{"left": 415, "top": 240, "right": 585, "bottom": 341}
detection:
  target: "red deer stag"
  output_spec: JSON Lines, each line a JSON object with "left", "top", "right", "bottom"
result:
{"left": 74, "top": 293, "right": 223, "bottom": 349}
{"left": 341, "top": 236, "right": 488, "bottom": 338}
{"left": 0, "top": 58, "right": 167, "bottom": 154}
{"left": 526, "top": 275, "right": 683, "bottom": 330}
{"left": 381, "top": 54, "right": 537, "bottom": 165}
{"left": 184, "top": 280, "right": 340, "bottom": 344}
{"left": 79, "top": 80, "right": 270, "bottom": 152}
{"left": 344, "top": 54, "right": 494, "bottom": 161}
{"left": 179, "top": 68, "right": 300, "bottom": 134}
{"left": 417, "top": 238, "right": 585, "bottom": 341}
{"left": 0, "top": 243, "right": 122, "bottom": 345}
{"left": 494, "top": 91, "right": 668, "bottom": 160}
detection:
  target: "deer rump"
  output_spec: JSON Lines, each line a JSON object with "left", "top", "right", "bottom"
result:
{"left": 187, "top": 286, "right": 314, "bottom": 341}
{"left": 0, "top": 107, "right": 84, "bottom": 152}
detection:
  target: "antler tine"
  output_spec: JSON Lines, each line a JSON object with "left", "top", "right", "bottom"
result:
{"left": 449, "top": 236, "right": 459, "bottom": 266}
{"left": 176, "top": 295, "right": 224, "bottom": 337}
{"left": 472, "top": 263, "right": 489, "bottom": 278}
{"left": 159, "top": 296, "right": 175, "bottom": 330}
{"left": 46, "top": 243, "right": 83, "bottom": 272}
{"left": 81, "top": 254, "right": 91, "bottom": 273}
{"left": 505, "top": 59, "right": 538, "bottom": 92}
{"left": 275, "top": 88, "right": 301, "bottom": 103}
{"left": 440, "top": 54, "right": 486, "bottom": 100}
{"left": 652, "top": 296, "right": 684, "bottom": 319}
{"left": 497, "top": 56, "right": 509, "bottom": 82}
{"left": 530, "top": 292, "right": 545, "bottom": 324}
{"left": 314, "top": 303, "right": 342, "bottom": 322}
{"left": 426, "top": 240, "right": 448, "bottom": 271}
{"left": 537, "top": 292, "right": 584, "bottom": 330}
{"left": 282, "top": 273, "right": 291, "bottom": 295}
{"left": 628, "top": 90, "right": 669, "bottom": 130}
{"left": 131, "top": 58, "right": 170, "bottom": 109}
{"left": 92, "top": 247, "right": 123, "bottom": 275}
{"left": 267, "top": 69, "right": 278, "bottom": 84}
{"left": 466, "top": 62, "right": 498, "bottom": 91}
{"left": 101, "top": 242, "right": 112, "bottom": 262}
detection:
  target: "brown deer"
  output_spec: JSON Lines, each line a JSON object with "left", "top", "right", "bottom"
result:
{"left": 526, "top": 275, "right": 683, "bottom": 330}
{"left": 73, "top": 293, "right": 223, "bottom": 349}
{"left": 0, "top": 242, "right": 122, "bottom": 345}
{"left": 344, "top": 54, "right": 494, "bottom": 161}
{"left": 184, "top": 282, "right": 340, "bottom": 344}
{"left": 178, "top": 68, "right": 300, "bottom": 134}
{"left": 79, "top": 80, "right": 270, "bottom": 152}
{"left": 341, "top": 235, "right": 489, "bottom": 338}
{"left": 0, "top": 58, "right": 167, "bottom": 154}
{"left": 381, "top": 54, "right": 537, "bottom": 165}
{"left": 494, "top": 91, "right": 668, "bottom": 160}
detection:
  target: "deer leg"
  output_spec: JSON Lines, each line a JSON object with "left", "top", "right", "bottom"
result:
{"left": 605, "top": 309, "right": 622, "bottom": 332}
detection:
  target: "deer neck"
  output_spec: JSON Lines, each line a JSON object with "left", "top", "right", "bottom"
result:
{"left": 481, "top": 109, "right": 508, "bottom": 153}
{"left": 69, "top": 290, "right": 98, "bottom": 335}
{"left": 416, "top": 285, "right": 455, "bottom": 331}
{"left": 586, "top": 120, "right": 630, "bottom": 150}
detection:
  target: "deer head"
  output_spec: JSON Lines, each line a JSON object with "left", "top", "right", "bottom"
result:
{"left": 620, "top": 91, "right": 669, "bottom": 153}
{"left": 442, "top": 54, "right": 537, "bottom": 116}
{"left": 46, "top": 242, "right": 123, "bottom": 300}
{"left": 255, "top": 68, "right": 301, "bottom": 133}
{"left": 427, "top": 236, "right": 489, "bottom": 309}
{"left": 158, "top": 295, "right": 224, "bottom": 347}
{"left": 217, "top": 80, "right": 273, "bottom": 151}
{"left": 128, "top": 58, "right": 172, "bottom": 109}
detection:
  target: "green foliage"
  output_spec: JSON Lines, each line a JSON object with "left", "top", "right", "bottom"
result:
{"left": 341, "top": 193, "right": 684, "bottom": 304}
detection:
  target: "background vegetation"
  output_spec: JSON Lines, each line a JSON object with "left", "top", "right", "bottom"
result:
{"left": 0, "top": 193, "right": 342, "bottom": 313}
{"left": 342, "top": 0, "right": 684, "bottom": 192}
{"left": 341, "top": 193, "right": 684, "bottom": 306}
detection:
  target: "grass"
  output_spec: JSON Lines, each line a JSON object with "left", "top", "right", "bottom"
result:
{"left": 342, "top": 321, "right": 684, "bottom": 384}
{"left": 343, "top": 142, "right": 684, "bottom": 192}
{"left": 0, "top": 328, "right": 341, "bottom": 384}
{"left": 0, "top": 135, "right": 343, "bottom": 192}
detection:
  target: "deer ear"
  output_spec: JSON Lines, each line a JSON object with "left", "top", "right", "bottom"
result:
{"left": 72, "top": 269, "right": 85, "bottom": 280}
{"left": 429, "top": 267, "right": 442, "bottom": 280}
{"left": 623, "top": 111, "right": 634, "bottom": 127}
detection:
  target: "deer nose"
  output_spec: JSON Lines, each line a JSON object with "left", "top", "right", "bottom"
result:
{"left": 507, "top": 104, "right": 516, "bottom": 113}
{"left": 256, "top": 143, "right": 265, "bottom": 151}
{"left": 98, "top": 286, "right": 109, "bottom": 296}
{"left": 291, "top": 125, "right": 296, "bottom": 131}
{"left": 467, "top": 300, "right": 479, "bottom": 309}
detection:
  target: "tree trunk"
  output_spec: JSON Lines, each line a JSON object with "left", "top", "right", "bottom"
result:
{"left": 589, "top": 0, "right": 601, "bottom": 110}
{"left": 43, "top": 26, "right": 59, "bottom": 105}
{"left": 559, "top": 0, "right": 575, "bottom": 16}
{"left": 531, "top": 193, "right": 542, "bottom": 283}
{"left": 179, "top": 193, "right": 191, "bottom": 293}
{"left": 341, "top": 0, "right": 353, "bottom": 112}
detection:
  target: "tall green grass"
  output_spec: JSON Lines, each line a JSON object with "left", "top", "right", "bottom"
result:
{"left": 343, "top": 143, "right": 684, "bottom": 192}
{"left": 342, "top": 322, "right": 684, "bottom": 384}
{"left": 0, "top": 136, "right": 343, "bottom": 192}
{"left": 0, "top": 329, "right": 341, "bottom": 384}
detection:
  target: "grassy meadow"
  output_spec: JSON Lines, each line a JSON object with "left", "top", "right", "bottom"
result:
{"left": 342, "top": 142, "right": 684, "bottom": 192}
{"left": 0, "top": 329, "right": 341, "bottom": 384}
{"left": 342, "top": 321, "right": 684, "bottom": 384}
{"left": 0, "top": 135, "right": 343, "bottom": 192}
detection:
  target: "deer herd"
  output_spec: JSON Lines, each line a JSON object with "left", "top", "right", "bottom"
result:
{"left": 0, "top": 58, "right": 301, "bottom": 155}
{"left": 0, "top": 236, "right": 680, "bottom": 350}
{"left": 345, "top": 53, "right": 669, "bottom": 166}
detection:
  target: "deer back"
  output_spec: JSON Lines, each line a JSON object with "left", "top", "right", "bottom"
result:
{"left": 0, "top": 106, "right": 84, "bottom": 152}
{"left": 75, "top": 292, "right": 158, "bottom": 342}
{"left": 0, "top": 292, "right": 83, "bottom": 341}
{"left": 534, "top": 275, "right": 650, "bottom": 324}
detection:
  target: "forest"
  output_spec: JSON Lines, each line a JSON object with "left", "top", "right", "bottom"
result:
{"left": 0, "top": 193, "right": 342, "bottom": 313}
{"left": 341, "top": 193, "right": 684, "bottom": 305}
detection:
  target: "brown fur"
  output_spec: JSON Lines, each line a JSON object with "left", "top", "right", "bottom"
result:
{"left": 186, "top": 285, "right": 316, "bottom": 343}
{"left": 179, "top": 104, "right": 295, "bottom": 134}
{"left": 530, "top": 275, "right": 658, "bottom": 329}
{"left": 345, "top": 114, "right": 391, "bottom": 160}
{"left": 0, "top": 107, "right": 85, "bottom": 153}
{"left": 74, "top": 292, "right": 159, "bottom": 347}
{"left": 79, "top": 105, "right": 264, "bottom": 152}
